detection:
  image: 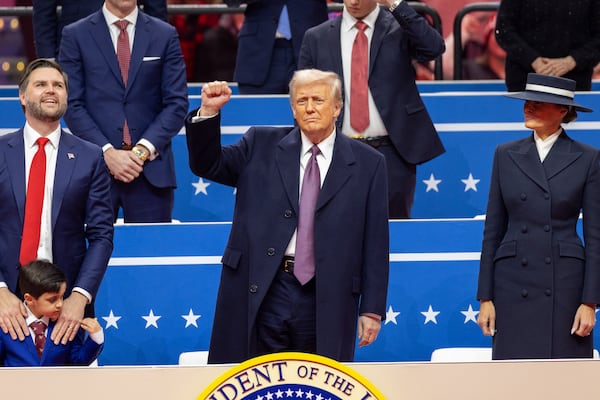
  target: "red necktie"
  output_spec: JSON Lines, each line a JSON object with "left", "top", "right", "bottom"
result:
{"left": 350, "top": 20, "right": 369, "bottom": 133}
{"left": 30, "top": 320, "right": 47, "bottom": 358}
{"left": 19, "top": 137, "right": 49, "bottom": 266}
{"left": 115, "top": 20, "right": 132, "bottom": 147}
{"left": 294, "top": 146, "right": 321, "bottom": 285}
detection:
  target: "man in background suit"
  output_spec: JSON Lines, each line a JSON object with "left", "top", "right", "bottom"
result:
{"left": 224, "top": 0, "right": 328, "bottom": 94}
{"left": 0, "top": 59, "right": 113, "bottom": 346}
{"left": 32, "top": 0, "right": 168, "bottom": 59}
{"left": 186, "top": 69, "right": 389, "bottom": 363}
{"left": 299, "top": 0, "right": 446, "bottom": 218}
{"left": 58, "top": 0, "right": 188, "bottom": 223}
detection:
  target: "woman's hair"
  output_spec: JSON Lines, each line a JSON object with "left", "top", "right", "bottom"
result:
{"left": 562, "top": 106, "right": 578, "bottom": 124}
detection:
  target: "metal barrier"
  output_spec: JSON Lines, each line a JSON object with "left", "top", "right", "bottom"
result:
{"left": 452, "top": 2, "right": 499, "bottom": 80}
{"left": 0, "top": 3, "right": 443, "bottom": 80}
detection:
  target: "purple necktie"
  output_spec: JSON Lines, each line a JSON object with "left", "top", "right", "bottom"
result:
{"left": 294, "top": 145, "right": 321, "bottom": 285}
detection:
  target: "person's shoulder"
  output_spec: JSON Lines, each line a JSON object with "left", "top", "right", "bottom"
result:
{"left": 139, "top": 12, "right": 177, "bottom": 32}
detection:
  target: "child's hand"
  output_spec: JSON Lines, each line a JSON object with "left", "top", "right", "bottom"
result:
{"left": 80, "top": 317, "right": 101, "bottom": 334}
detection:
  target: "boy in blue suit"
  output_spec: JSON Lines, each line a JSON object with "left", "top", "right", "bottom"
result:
{"left": 0, "top": 260, "right": 103, "bottom": 367}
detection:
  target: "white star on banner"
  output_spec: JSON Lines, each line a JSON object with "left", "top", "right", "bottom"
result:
{"left": 423, "top": 173, "right": 442, "bottom": 192}
{"left": 421, "top": 305, "right": 440, "bottom": 324}
{"left": 102, "top": 310, "right": 121, "bottom": 329}
{"left": 182, "top": 309, "right": 201, "bottom": 328}
{"left": 285, "top": 389, "right": 294, "bottom": 397}
{"left": 192, "top": 177, "right": 210, "bottom": 195}
{"left": 275, "top": 389, "right": 284, "bottom": 399}
{"left": 461, "top": 173, "right": 480, "bottom": 192}
{"left": 461, "top": 304, "right": 479, "bottom": 324}
{"left": 142, "top": 309, "right": 161, "bottom": 329}
{"left": 305, "top": 390, "right": 314, "bottom": 399}
{"left": 385, "top": 305, "right": 400, "bottom": 325}
{"left": 265, "top": 391, "right": 274, "bottom": 400}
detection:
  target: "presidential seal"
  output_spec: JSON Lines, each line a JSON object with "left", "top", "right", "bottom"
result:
{"left": 197, "top": 352, "right": 385, "bottom": 400}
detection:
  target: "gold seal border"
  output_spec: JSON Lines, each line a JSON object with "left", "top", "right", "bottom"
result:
{"left": 197, "top": 352, "right": 385, "bottom": 399}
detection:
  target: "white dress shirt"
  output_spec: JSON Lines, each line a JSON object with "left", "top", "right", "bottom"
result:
{"left": 340, "top": 6, "right": 388, "bottom": 138}
{"left": 534, "top": 128, "right": 561, "bottom": 162}
{"left": 284, "top": 130, "right": 336, "bottom": 256}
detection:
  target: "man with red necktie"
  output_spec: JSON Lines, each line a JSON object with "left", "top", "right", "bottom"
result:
{"left": 0, "top": 59, "right": 113, "bottom": 349}
{"left": 299, "top": 0, "right": 446, "bottom": 219}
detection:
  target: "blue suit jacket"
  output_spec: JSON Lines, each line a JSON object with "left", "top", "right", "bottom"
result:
{"left": 58, "top": 10, "right": 189, "bottom": 189}
{"left": 32, "top": 1, "right": 168, "bottom": 59}
{"left": 299, "top": 2, "right": 445, "bottom": 165}
{"left": 0, "top": 322, "right": 103, "bottom": 367}
{"left": 0, "top": 130, "right": 114, "bottom": 309}
{"left": 186, "top": 112, "right": 390, "bottom": 363}
{"left": 225, "top": 0, "right": 328, "bottom": 86}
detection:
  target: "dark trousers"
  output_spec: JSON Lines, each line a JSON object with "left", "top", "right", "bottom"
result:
{"left": 111, "top": 174, "right": 174, "bottom": 223}
{"left": 374, "top": 143, "right": 416, "bottom": 219}
{"left": 256, "top": 269, "right": 316, "bottom": 355}
{"left": 238, "top": 39, "right": 296, "bottom": 95}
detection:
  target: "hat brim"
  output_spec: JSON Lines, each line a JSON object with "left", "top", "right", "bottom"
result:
{"left": 503, "top": 91, "right": 593, "bottom": 112}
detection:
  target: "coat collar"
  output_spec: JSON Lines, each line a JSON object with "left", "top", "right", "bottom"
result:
{"left": 507, "top": 130, "right": 581, "bottom": 192}
{"left": 275, "top": 129, "right": 356, "bottom": 214}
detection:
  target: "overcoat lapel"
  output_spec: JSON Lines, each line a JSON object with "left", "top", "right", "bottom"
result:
{"left": 508, "top": 136, "right": 549, "bottom": 192}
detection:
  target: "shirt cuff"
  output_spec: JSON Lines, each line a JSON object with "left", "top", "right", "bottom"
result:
{"left": 89, "top": 328, "right": 104, "bottom": 344}
{"left": 360, "top": 312, "right": 382, "bottom": 321}
{"left": 137, "top": 138, "right": 158, "bottom": 161}
{"left": 73, "top": 287, "right": 92, "bottom": 304}
{"left": 0, "top": 282, "right": 7, "bottom": 289}
{"left": 191, "top": 110, "right": 219, "bottom": 123}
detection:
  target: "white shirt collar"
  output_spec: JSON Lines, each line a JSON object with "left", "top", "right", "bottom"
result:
{"left": 23, "top": 122, "right": 61, "bottom": 150}
{"left": 25, "top": 303, "right": 50, "bottom": 327}
{"left": 103, "top": 3, "right": 138, "bottom": 27}
{"left": 341, "top": 4, "right": 380, "bottom": 33}
{"left": 300, "top": 128, "right": 336, "bottom": 161}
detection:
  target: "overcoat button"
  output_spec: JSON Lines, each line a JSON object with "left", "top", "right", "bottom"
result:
{"left": 545, "top": 289, "right": 552, "bottom": 296}
{"left": 284, "top": 209, "right": 293, "bottom": 218}
{"left": 544, "top": 193, "right": 550, "bottom": 200}
{"left": 544, "top": 225, "right": 550, "bottom": 232}
{"left": 520, "top": 193, "right": 527, "bottom": 200}
{"left": 249, "top": 285, "right": 258, "bottom": 293}
{"left": 545, "top": 257, "right": 551, "bottom": 264}
{"left": 521, "top": 225, "right": 528, "bottom": 233}
{"left": 521, "top": 289, "right": 528, "bottom": 297}
{"left": 521, "top": 258, "right": 528, "bottom": 266}
{"left": 267, "top": 248, "right": 275, "bottom": 256}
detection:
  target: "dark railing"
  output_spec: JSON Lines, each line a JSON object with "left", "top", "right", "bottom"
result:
{"left": 0, "top": 2, "right": 444, "bottom": 80}
{"left": 452, "top": 2, "right": 499, "bottom": 80}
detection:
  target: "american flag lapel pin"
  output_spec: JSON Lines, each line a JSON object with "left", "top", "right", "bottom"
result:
{"left": 68, "top": 153, "right": 75, "bottom": 159}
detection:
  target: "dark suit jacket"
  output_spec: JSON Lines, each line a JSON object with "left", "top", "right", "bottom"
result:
{"left": 496, "top": 0, "right": 600, "bottom": 91}
{"left": 478, "top": 131, "right": 600, "bottom": 359}
{"left": 0, "top": 322, "right": 103, "bottom": 367}
{"left": 298, "top": 2, "right": 445, "bottom": 165}
{"left": 58, "top": 10, "right": 188, "bottom": 189}
{"left": 32, "top": 0, "right": 168, "bottom": 59}
{"left": 186, "top": 112, "right": 389, "bottom": 364}
{"left": 0, "top": 130, "right": 114, "bottom": 312}
{"left": 225, "top": 0, "right": 328, "bottom": 86}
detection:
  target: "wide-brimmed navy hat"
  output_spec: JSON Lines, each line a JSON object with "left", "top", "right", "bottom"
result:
{"left": 504, "top": 73, "right": 593, "bottom": 112}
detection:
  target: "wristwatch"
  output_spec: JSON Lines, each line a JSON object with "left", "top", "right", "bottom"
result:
{"left": 389, "top": 0, "right": 402, "bottom": 12}
{"left": 131, "top": 145, "right": 149, "bottom": 162}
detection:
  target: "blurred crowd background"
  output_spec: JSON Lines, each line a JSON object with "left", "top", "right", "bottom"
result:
{"left": 0, "top": 0, "right": 597, "bottom": 85}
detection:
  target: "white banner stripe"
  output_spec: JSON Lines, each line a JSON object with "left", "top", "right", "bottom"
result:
{"left": 108, "top": 252, "right": 481, "bottom": 266}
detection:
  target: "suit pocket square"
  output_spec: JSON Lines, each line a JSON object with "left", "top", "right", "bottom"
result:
{"left": 142, "top": 56, "right": 161, "bottom": 61}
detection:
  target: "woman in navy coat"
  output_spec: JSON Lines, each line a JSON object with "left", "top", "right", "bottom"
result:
{"left": 477, "top": 73, "right": 600, "bottom": 359}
